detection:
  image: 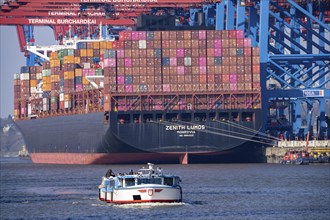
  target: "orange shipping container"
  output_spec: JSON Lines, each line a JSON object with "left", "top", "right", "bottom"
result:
{"left": 30, "top": 79, "right": 37, "bottom": 87}
{"left": 82, "top": 77, "right": 89, "bottom": 85}
{"left": 75, "top": 68, "right": 82, "bottom": 77}
{"left": 64, "top": 71, "right": 75, "bottom": 79}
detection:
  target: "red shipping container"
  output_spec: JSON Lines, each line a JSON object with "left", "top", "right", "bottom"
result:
{"left": 199, "top": 48, "right": 207, "bottom": 56}
{"left": 184, "top": 67, "right": 192, "bottom": 75}
{"left": 207, "top": 48, "right": 214, "bottom": 56}
{"left": 178, "top": 75, "right": 185, "bottom": 83}
{"left": 139, "top": 49, "right": 147, "bottom": 58}
{"left": 184, "top": 75, "right": 192, "bottom": 83}
{"left": 199, "top": 66, "right": 207, "bottom": 74}
{"left": 177, "top": 58, "right": 184, "bottom": 66}
{"left": 177, "top": 48, "right": 184, "bottom": 57}
{"left": 199, "top": 30, "right": 206, "bottom": 39}
{"left": 200, "top": 75, "right": 207, "bottom": 83}
{"left": 169, "top": 49, "right": 177, "bottom": 57}
{"left": 214, "top": 48, "right": 222, "bottom": 56}
{"left": 214, "top": 31, "right": 222, "bottom": 39}
{"left": 177, "top": 66, "right": 184, "bottom": 75}
{"left": 199, "top": 57, "right": 207, "bottom": 66}
{"left": 162, "top": 67, "right": 170, "bottom": 75}
{"left": 244, "top": 38, "right": 252, "bottom": 47}
{"left": 236, "top": 30, "right": 244, "bottom": 39}
{"left": 208, "top": 74, "right": 215, "bottom": 83}
{"left": 131, "top": 31, "right": 139, "bottom": 40}
{"left": 191, "top": 40, "right": 199, "bottom": 48}
{"left": 252, "top": 65, "right": 260, "bottom": 74}
{"left": 214, "top": 39, "right": 222, "bottom": 48}
{"left": 138, "top": 31, "right": 146, "bottom": 40}
{"left": 162, "top": 49, "right": 170, "bottom": 57}
{"left": 192, "top": 75, "right": 199, "bottom": 83}
{"left": 207, "top": 66, "right": 215, "bottom": 75}
{"left": 222, "top": 74, "right": 230, "bottom": 82}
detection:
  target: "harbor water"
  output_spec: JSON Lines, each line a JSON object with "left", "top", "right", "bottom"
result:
{"left": 1, "top": 158, "right": 329, "bottom": 220}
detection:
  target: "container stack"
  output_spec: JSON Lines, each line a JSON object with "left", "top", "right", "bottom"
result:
{"left": 111, "top": 29, "right": 260, "bottom": 94}
{"left": 13, "top": 29, "right": 261, "bottom": 118}
{"left": 19, "top": 66, "right": 30, "bottom": 116}
{"left": 13, "top": 73, "right": 21, "bottom": 118}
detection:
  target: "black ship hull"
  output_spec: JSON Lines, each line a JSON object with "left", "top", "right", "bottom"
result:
{"left": 15, "top": 109, "right": 266, "bottom": 164}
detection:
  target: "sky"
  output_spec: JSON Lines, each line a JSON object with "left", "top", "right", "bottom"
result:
{"left": 0, "top": 26, "right": 55, "bottom": 118}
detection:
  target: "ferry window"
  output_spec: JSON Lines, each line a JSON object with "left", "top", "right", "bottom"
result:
{"left": 181, "top": 113, "right": 191, "bottom": 122}
{"left": 125, "top": 178, "right": 135, "bottom": 187}
{"left": 242, "top": 112, "right": 253, "bottom": 122}
{"left": 118, "top": 114, "right": 130, "bottom": 124}
{"left": 138, "top": 178, "right": 162, "bottom": 185}
{"left": 164, "top": 178, "right": 173, "bottom": 186}
{"left": 218, "top": 112, "right": 229, "bottom": 121}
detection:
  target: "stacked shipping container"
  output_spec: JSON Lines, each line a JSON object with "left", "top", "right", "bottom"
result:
{"left": 13, "top": 30, "right": 260, "bottom": 118}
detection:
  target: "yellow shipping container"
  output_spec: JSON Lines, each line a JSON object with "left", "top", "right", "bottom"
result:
{"left": 106, "top": 41, "right": 113, "bottom": 49}
{"left": 50, "top": 59, "right": 61, "bottom": 67}
{"left": 64, "top": 56, "right": 75, "bottom": 64}
{"left": 51, "top": 75, "right": 60, "bottom": 82}
{"left": 86, "top": 49, "right": 93, "bottom": 57}
{"left": 30, "top": 79, "right": 37, "bottom": 87}
{"left": 93, "top": 41, "right": 100, "bottom": 49}
{"left": 99, "top": 42, "right": 107, "bottom": 49}
{"left": 80, "top": 49, "right": 87, "bottom": 57}
{"left": 43, "top": 76, "right": 51, "bottom": 84}
{"left": 43, "top": 83, "right": 51, "bottom": 91}
{"left": 75, "top": 69, "right": 82, "bottom": 76}
{"left": 82, "top": 77, "right": 89, "bottom": 85}
{"left": 64, "top": 94, "right": 71, "bottom": 101}
{"left": 64, "top": 71, "right": 75, "bottom": 79}
{"left": 50, "top": 52, "right": 58, "bottom": 59}
{"left": 74, "top": 57, "right": 80, "bottom": 64}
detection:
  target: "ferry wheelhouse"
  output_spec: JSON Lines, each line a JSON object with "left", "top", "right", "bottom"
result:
{"left": 98, "top": 163, "right": 182, "bottom": 204}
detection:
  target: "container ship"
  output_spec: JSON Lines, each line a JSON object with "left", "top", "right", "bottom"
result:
{"left": 13, "top": 24, "right": 268, "bottom": 164}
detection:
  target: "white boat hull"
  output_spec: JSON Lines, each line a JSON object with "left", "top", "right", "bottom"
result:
{"left": 105, "top": 185, "right": 182, "bottom": 204}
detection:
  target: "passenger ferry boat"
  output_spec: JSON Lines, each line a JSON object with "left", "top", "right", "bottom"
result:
{"left": 98, "top": 163, "right": 182, "bottom": 204}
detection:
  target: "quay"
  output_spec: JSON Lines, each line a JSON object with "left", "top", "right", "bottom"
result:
{"left": 265, "top": 140, "right": 330, "bottom": 164}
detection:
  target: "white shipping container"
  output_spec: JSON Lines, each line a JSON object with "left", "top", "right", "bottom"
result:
{"left": 139, "top": 40, "right": 146, "bottom": 49}
{"left": 64, "top": 101, "right": 71, "bottom": 109}
{"left": 20, "top": 73, "right": 30, "bottom": 81}
{"left": 36, "top": 73, "right": 42, "bottom": 80}
{"left": 184, "top": 57, "right": 192, "bottom": 66}
{"left": 14, "top": 73, "right": 20, "bottom": 80}
{"left": 43, "top": 104, "right": 48, "bottom": 111}
{"left": 30, "top": 87, "right": 38, "bottom": 94}
{"left": 100, "top": 81, "right": 104, "bottom": 88}
{"left": 59, "top": 93, "right": 64, "bottom": 101}
{"left": 43, "top": 98, "right": 48, "bottom": 105}
{"left": 83, "top": 63, "right": 91, "bottom": 69}
{"left": 28, "top": 104, "right": 32, "bottom": 115}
